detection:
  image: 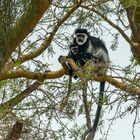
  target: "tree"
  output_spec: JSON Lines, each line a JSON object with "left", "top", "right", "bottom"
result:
{"left": 0, "top": 0, "right": 140, "bottom": 139}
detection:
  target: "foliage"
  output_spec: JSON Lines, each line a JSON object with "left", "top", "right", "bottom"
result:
{"left": 0, "top": 0, "right": 140, "bottom": 140}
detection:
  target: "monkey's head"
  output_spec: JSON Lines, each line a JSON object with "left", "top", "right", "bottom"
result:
{"left": 69, "top": 43, "right": 79, "bottom": 55}
{"left": 74, "top": 28, "right": 89, "bottom": 46}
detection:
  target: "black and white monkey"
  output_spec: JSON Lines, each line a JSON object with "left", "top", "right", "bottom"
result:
{"left": 68, "top": 28, "right": 109, "bottom": 67}
{"left": 68, "top": 28, "right": 110, "bottom": 140}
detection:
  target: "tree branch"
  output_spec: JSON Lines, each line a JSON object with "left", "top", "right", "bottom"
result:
{"left": 61, "top": 58, "right": 140, "bottom": 96}
{"left": 0, "top": 69, "right": 65, "bottom": 81}
{"left": 120, "top": 0, "right": 140, "bottom": 63}
{"left": 82, "top": 80, "right": 91, "bottom": 129}
{"left": 12, "top": 0, "right": 83, "bottom": 66}
{"left": 81, "top": 5, "right": 133, "bottom": 46}
{"left": 2, "top": 56, "right": 140, "bottom": 99}
{"left": 1, "top": 66, "right": 140, "bottom": 96}
{"left": 77, "top": 68, "right": 140, "bottom": 96}
{"left": 93, "top": 75, "right": 140, "bottom": 96}
{"left": 0, "top": 80, "right": 44, "bottom": 117}
{"left": 4, "top": 121, "right": 23, "bottom": 140}
{"left": 3, "top": 0, "right": 52, "bottom": 68}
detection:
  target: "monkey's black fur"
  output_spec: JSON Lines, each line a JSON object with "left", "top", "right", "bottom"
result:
{"left": 91, "top": 81, "right": 104, "bottom": 139}
{"left": 68, "top": 43, "right": 93, "bottom": 67}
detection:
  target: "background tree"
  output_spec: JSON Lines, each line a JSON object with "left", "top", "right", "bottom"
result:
{"left": 0, "top": 0, "right": 140, "bottom": 139}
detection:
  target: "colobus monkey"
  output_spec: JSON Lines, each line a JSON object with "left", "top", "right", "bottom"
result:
{"left": 68, "top": 28, "right": 109, "bottom": 66}
{"left": 68, "top": 28, "right": 110, "bottom": 140}
{"left": 68, "top": 43, "right": 93, "bottom": 67}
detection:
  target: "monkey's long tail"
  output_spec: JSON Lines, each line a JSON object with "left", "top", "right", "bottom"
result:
{"left": 91, "top": 81, "right": 105, "bottom": 139}
{"left": 83, "top": 81, "right": 105, "bottom": 140}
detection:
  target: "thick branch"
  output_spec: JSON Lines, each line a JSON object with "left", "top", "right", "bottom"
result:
{"left": 0, "top": 69, "right": 65, "bottom": 81}
{"left": 2, "top": 57, "right": 140, "bottom": 97}
{"left": 93, "top": 75, "right": 140, "bottom": 96}
{"left": 0, "top": 80, "right": 44, "bottom": 117}
{"left": 61, "top": 58, "right": 140, "bottom": 96}
{"left": 120, "top": 0, "right": 140, "bottom": 63}
{"left": 82, "top": 80, "right": 91, "bottom": 129}
{"left": 3, "top": 0, "right": 51, "bottom": 68}
{"left": 120, "top": 0, "right": 140, "bottom": 41}
{"left": 15, "top": 0, "right": 83, "bottom": 65}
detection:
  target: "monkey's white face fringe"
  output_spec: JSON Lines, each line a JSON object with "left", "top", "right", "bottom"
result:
{"left": 70, "top": 46, "right": 79, "bottom": 54}
{"left": 75, "top": 33, "right": 88, "bottom": 46}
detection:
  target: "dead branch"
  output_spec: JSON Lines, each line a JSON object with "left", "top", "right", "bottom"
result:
{"left": 5, "top": 120, "right": 23, "bottom": 140}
